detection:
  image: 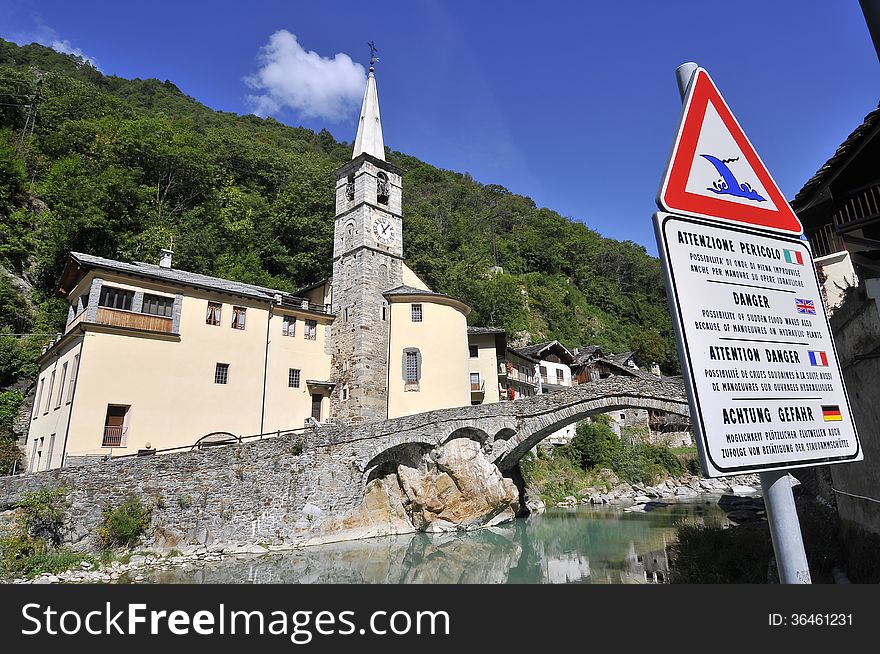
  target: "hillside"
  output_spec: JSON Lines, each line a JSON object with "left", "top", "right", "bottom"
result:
{"left": 0, "top": 39, "right": 678, "bottom": 459}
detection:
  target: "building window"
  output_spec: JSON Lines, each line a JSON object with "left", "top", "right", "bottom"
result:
{"left": 470, "top": 372, "right": 481, "bottom": 390}
{"left": 469, "top": 344, "right": 478, "bottom": 358}
{"left": 342, "top": 385, "right": 349, "bottom": 401}
{"left": 55, "top": 362, "right": 67, "bottom": 409}
{"left": 66, "top": 355, "right": 79, "bottom": 403}
{"left": 346, "top": 174, "right": 355, "bottom": 201}
{"left": 540, "top": 365, "right": 548, "bottom": 383}
{"left": 381, "top": 303, "right": 387, "bottom": 321}
{"left": 232, "top": 306, "right": 246, "bottom": 330}
{"left": 99, "top": 286, "right": 134, "bottom": 311}
{"left": 411, "top": 304, "right": 423, "bottom": 322}
{"left": 44, "top": 370, "right": 55, "bottom": 414}
{"left": 282, "top": 316, "right": 296, "bottom": 337}
{"left": 33, "top": 377, "right": 44, "bottom": 420}
{"left": 403, "top": 348, "right": 421, "bottom": 391}
{"left": 405, "top": 351, "right": 419, "bottom": 382}
{"left": 344, "top": 307, "right": 349, "bottom": 323}
{"left": 102, "top": 405, "right": 128, "bottom": 447}
{"left": 142, "top": 293, "right": 174, "bottom": 317}
{"left": 45, "top": 434, "right": 55, "bottom": 471}
{"left": 556, "top": 369, "right": 565, "bottom": 384}
{"left": 377, "top": 172, "right": 389, "bottom": 204}
{"left": 305, "top": 319, "right": 317, "bottom": 340}
{"left": 288, "top": 368, "right": 300, "bottom": 388}
{"left": 206, "top": 302, "right": 222, "bottom": 326}
{"left": 214, "top": 363, "right": 229, "bottom": 384}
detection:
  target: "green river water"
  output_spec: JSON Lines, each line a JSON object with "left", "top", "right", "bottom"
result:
{"left": 144, "top": 496, "right": 730, "bottom": 584}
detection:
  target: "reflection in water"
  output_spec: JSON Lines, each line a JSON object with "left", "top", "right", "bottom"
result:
{"left": 145, "top": 497, "right": 729, "bottom": 584}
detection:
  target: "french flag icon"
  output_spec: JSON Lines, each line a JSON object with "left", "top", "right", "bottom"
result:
{"left": 808, "top": 350, "right": 829, "bottom": 366}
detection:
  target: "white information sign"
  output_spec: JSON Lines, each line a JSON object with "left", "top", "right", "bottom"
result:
{"left": 655, "top": 212, "right": 861, "bottom": 477}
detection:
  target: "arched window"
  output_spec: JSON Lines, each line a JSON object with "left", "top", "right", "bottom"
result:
{"left": 346, "top": 174, "right": 355, "bottom": 201}
{"left": 376, "top": 172, "right": 389, "bottom": 205}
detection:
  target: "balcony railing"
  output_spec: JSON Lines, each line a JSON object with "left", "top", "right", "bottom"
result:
{"left": 833, "top": 181, "right": 880, "bottom": 232}
{"left": 278, "top": 296, "right": 333, "bottom": 314}
{"left": 96, "top": 307, "right": 174, "bottom": 334}
{"left": 470, "top": 380, "right": 485, "bottom": 394}
{"left": 808, "top": 223, "right": 845, "bottom": 259}
{"left": 102, "top": 426, "right": 127, "bottom": 447}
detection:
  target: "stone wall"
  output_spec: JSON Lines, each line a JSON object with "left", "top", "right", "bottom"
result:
{"left": 0, "top": 376, "right": 689, "bottom": 552}
{"left": 828, "top": 280, "right": 880, "bottom": 535}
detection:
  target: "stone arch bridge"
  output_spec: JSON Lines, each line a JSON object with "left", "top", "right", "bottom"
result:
{"left": 311, "top": 376, "right": 689, "bottom": 479}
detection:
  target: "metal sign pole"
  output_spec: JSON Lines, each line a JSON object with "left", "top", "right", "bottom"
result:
{"left": 672, "top": 62, "right": 811, "bottom": 584}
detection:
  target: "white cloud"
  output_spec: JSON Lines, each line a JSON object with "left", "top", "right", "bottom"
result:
{"left": 245, "top": 30, "right": 366, "bottom": 122}
{"left": 48, "top": 39, "right": 100, "bottom": 70}
{"left": 3, "top": 23, "right": 100, "bottom": 71}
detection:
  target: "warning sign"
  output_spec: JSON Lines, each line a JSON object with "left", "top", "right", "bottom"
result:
{"left": 654, "top": 212, "right": 861, "bottom": 477}
{"left": 658, "top": 68, "right": 803, "bottom": 235}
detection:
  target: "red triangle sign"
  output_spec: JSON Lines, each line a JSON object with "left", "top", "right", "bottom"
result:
{"left": 658, "top": 68, "right": 803, "bottom": 235}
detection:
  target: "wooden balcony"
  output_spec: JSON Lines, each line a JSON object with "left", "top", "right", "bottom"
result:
{"left": 808, "top": 223, "right": 844, "bottom": 259}
{"left": 833, "top": 182, "right": 880, "bottom": 232}
{"left": 470, "top": 380, "right": 485, "bottom": 397}
{"left": 96, "top": 307, "right": 174, "bottom": 334}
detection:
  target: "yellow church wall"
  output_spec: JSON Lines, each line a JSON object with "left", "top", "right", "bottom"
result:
{"left": 387, "top": 299, "right": 470, "bottom": 419}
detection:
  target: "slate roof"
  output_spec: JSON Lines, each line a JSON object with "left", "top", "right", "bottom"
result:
{"left": 382, "top": 284, "right": 447, "bottom": 297}
{"left": 791, "top": 102, "right": 880, "bottom": 210}
{"left": 517, "top": 340, "right": 574, "bottom": 363}
{"left": 467, "top": 326, "right": 506, "bottom": 335}
{"left": 571, "top": 345, "right": 604, "bottom": 366}
{"left": 65, "top": 252, "right": 298, "bottom": 303}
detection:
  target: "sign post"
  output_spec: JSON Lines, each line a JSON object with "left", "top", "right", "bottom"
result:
{"left": 655, "top": 64, "right": 862, "bottom": 584}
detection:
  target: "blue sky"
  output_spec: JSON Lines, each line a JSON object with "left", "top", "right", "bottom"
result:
{"left": 3, "top": 1, "right": 878, "bottom": 254}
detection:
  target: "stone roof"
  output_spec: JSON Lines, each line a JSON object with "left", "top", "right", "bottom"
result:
{"left": 516, "top": 340, "right": 574, "bottom": 363}
{"left": 792, "top": 102, "right": 880, "bottom": 210}
{"left": 383, "top": 284, "right": 447, "bottom": 297}
{"left": 467, "top": 326, "right": 506, "bottom": 335}
{"left": 572, "top": 345, "right": 604, "bottom": 366}
{"left": 65, "top": 252, "right": 294, "bottom": 302}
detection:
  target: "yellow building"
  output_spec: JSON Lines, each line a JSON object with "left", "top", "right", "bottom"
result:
{"left": 27, "top": 63, "right": 521, "bottom": 471}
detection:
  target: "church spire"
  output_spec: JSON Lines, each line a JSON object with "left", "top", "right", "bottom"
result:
{"left": 352, "top": 42, "right": 385, "bottom": 161}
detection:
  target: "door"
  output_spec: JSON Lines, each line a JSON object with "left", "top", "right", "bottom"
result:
{"left": 311, "top": 394, "right": 322, "bottom": 421}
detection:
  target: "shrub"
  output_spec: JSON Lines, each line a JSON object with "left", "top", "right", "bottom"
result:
{"left": 97, "top": 496, "right": 152, "bottom": 549}
{"left": 16, "top": 487, "right": 67, "bottom": 546}
{"left": 0, "top": 485, "right": 92, "bottom": 578}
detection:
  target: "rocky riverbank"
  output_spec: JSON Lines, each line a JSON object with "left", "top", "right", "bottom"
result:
{"left": 527, "top": 468, "right": 761, "bottom": 513}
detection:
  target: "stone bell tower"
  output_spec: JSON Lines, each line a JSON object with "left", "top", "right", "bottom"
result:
{"left": 329, "top": 50, "right": 404, "bottom": 423}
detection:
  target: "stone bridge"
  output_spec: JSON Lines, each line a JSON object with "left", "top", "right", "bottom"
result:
{"left": 310, "top": 375, "right": 689, "bottom": 476}
{"left": 0, "top": 376, "right": 689, "bottom": 552}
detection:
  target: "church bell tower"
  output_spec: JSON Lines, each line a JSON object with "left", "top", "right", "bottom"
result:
{"left": 329, "top": 48, "right": 404, "bottom": 423}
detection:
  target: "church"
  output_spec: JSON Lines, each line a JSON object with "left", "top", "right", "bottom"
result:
{"left": 24, "top": 63, "right": 516, "bottom": 471}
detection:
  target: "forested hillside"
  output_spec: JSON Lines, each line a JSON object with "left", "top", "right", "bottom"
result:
{"left": 0, "top": 39, "right": 677, "bottom": 458}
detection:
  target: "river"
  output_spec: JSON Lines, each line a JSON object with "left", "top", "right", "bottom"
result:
{"left": 143, "top": 496, "right": 730, "bottom": 584}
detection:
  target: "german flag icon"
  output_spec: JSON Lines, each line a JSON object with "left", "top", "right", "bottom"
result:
{"left": 822, "top": 405, "right": 843, "bottom": 422}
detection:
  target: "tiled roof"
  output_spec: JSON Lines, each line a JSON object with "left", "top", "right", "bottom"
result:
{"left": 791, "top": 102, "right": 880, "bottom": 210}
{"left": 68, "top": 252, "right": 292, "bottom": 301}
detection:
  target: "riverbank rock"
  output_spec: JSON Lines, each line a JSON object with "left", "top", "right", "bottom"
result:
{"left": 400, "top": 439, "right": 520, "bottom": 531}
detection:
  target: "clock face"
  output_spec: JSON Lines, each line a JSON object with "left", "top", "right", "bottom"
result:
{"left": 372, "top": 216, "right": 394, "bottom": 245}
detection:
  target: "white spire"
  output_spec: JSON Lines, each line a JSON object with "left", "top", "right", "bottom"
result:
{"left": 352, "top": 67, "right": 385, "bottom": 161}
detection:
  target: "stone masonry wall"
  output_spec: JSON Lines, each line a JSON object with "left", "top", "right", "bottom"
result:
{"left": 0, "top": 377, "right": 689, "bottom": 552}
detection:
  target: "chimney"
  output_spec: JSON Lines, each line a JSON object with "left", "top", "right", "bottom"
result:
{"left": 159, "top": 248, "right": 173, "bottom": 269}
{"left": 650, "top": 362, "right": 661, "bottom": 377}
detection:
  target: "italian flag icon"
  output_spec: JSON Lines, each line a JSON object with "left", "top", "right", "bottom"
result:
{"left": 783, "top": 249, "right": 804, "bottom": 265}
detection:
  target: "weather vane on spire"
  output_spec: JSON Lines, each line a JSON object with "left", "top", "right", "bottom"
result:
{"left": 368, "top": 41, "right": 379, "bottom": 70}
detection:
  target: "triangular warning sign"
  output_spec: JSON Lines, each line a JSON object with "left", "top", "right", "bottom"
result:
{"left": 658, "top": 68, "right": 803, "bottom": 235}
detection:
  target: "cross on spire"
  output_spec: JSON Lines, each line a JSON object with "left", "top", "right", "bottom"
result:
{"left": 368, "top": 41, "right": 379, "bottom": 71}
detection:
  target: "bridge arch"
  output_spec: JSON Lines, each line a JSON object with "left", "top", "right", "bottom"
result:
{"left": 494, "top": 393, "right": 689, "bottom": 472}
